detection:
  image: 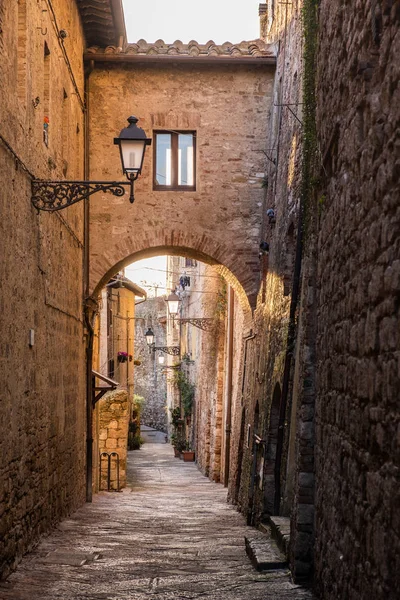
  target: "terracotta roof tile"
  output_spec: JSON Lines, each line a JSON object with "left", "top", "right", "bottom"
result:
{"left": 86, "top": 38, "right": 275, "bottom": 60}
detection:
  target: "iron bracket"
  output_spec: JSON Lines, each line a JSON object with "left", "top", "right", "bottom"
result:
{"left": 32, "top": 177, "right": 137, "bottom": 212}
{"left": 154, "top": 346, "right": 181, "bottom": 356}
{"left": 176, "top": 318, "right": 215, "bottom": 331}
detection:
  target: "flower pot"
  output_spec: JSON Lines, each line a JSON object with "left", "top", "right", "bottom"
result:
{"left": 182, "top": 451, "right": 195, "bottom": 462}
{"left": 173, "top": 447, "right": 180, "bottom": 458}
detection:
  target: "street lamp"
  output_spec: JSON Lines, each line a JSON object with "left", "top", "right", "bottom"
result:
{"left": 32, "top": 116, "right": 151, "bottom": 211}
{"left": 165, "top": 291, "right": 180, "bottom": 320}
{"left": 145, "top": 327, "right": 155, "bottom": 347}
{"left": 145, "top": 327, "right": 180, "bottom": 356}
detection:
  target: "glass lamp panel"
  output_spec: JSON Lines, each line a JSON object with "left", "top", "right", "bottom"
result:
{"left": 167, "top": 299, "right": 179, "bottom": 316}
{"left": 120, "top": 140, "right": 146, "bottom": 173}
{"left": 156, "top": 134, "right": 172, "bottom": 185}
{"left": 178, "top": 134, "right": 194, "bottom": 186}
{"left": 145, "top": 329, "right": 155, "bottom": 346}
{"left": 158, "top": 354, "right": 165, "bottom": 365}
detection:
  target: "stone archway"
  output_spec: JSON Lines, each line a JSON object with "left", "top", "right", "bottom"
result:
{"left": 89, "top": 234, "right": 254, "bottom": 321}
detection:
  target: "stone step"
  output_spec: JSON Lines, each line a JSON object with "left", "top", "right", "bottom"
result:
{"left": 260, "top": 516, "right": 291, "bottom": 558}
{"left": 245, "top": 533, "right": 288, "bottom": 571}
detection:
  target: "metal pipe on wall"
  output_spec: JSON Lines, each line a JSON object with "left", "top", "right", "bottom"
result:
{"left": 84, "top": 60, "right": 94, "bottom": 503}
{"left": 224, "top": 286, "right": 235, "bottom": 487}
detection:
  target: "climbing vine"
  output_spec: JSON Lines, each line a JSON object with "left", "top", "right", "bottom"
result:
{"left": 301, "top": 0, "right": 319, "bottom": 232}
{"left": 171, "top": 369, "right": 195, "bottom": 417}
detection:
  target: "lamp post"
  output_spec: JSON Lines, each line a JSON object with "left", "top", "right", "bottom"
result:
{"left": 145, "top": 327, "right": 180, "bottom": 356}
{"left": 32, "top": 116, "right": 151, "bottom": 211}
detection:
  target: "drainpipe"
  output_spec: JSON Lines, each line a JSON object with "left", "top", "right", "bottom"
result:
{"left": 274, "top": 200, "right": 304, "bottom": 515}
{"left": 224, "top": 286, "right": 234, "bottom": 487}
{"left": 84, "top": 60, "right": 94, "bottom": 502}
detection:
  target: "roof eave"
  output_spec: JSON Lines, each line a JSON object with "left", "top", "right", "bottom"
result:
{"left": 84, "top": 53, "right": 277, "bottom": 67}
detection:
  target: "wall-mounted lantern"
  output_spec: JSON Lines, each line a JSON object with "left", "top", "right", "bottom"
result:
{"left": 145, "top": 327, "right": 180, "bottom": 356}
{"left": 32, "top": 116, "right": 151, "bottom": 211}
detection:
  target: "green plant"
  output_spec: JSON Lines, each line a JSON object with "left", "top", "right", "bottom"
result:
{"left": 169, "top": 406, "right": 182, "bottom": 427}
{"left": 171, "top": 370, "right": 195, "bottom": 417}
{"left": 175, "top": 437, "right": 187, "bottom": 453}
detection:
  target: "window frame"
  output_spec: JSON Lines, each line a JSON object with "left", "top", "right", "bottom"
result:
{"left": 153, "top": 130, "right": 196, "bottom": 191}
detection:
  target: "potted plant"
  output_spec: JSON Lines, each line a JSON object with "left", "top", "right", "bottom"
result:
{"left": 176, "top": 438, "right": 187, "bottom": 459}
{"left": 170, "top": 433, "right": 181, "bottom": 458}
{"left": 182, "top": 441, "right": 195, "bottom": 462}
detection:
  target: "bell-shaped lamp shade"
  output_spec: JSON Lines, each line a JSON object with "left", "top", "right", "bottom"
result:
{"left": 166, "top": 291, "right": 180, "bottom": 317}
{"left": 145, "top": 327, "right": 155, "bottom": 347}
{"left": 114, "top": 116, "right": 152, "bottom": 178}
{"left": 158, "top": 353, "right": 165, "bottom": 365}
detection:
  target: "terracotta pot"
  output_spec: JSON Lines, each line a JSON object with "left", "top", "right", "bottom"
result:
{"left": 182, "top": 451, "right": 195, "bottom": 462}
{"left": 173, "top": 448, "right": 180, "bottom": 458}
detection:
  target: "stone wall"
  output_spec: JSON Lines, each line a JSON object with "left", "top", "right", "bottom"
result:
{"left": 0, "top": 0, "right": 86, "bottom": 579}
{"left": 190, "top": 263, "right": 227, "bottom": 481}
{"left": 87, "top": 58, "right": 275, "bottom": 310}
{"left": 227, "top": 0, "right": 304, "bottom": 531}
{"left": 313, "top": 1, "right": 400, "bottom": 598}
{"left": 134, "top": 296, "right": 167, "bottom": 433}
{"left": 98, "top": 390, "right": 129, "bottom": 490}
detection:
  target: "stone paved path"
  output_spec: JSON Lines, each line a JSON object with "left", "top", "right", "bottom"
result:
{"left": 0, "top": 444, "right": 313, "bottom": 599}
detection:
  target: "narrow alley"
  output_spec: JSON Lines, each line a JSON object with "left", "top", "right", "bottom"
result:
{"left": 0, "top": 445, "right": 313, "bottom": 600}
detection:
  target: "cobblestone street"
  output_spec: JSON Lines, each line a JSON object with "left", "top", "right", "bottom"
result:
{"left": 0, "top": 444, "right": 313, "bottom": 599}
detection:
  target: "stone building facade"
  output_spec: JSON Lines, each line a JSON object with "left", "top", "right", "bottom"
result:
{"left": 0, "top": 0, "right": 86, "bottom": 579}
{"left": 85, "top": 39, "right": 276, "bottom": 312}
{"left": 228, "top": 1, "right": 400, "bottom": 597}
{"left": 134, "top": 296, "right": 168, "bottom": 433}
{"left": 0, "top": 0, "right": 126, "bottom": 579}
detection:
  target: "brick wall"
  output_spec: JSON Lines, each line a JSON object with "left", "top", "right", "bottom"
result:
{"left": 0, "top": 0, "right": 86, "bottom": 578}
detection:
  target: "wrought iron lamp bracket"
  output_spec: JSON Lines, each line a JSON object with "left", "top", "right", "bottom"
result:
{"left": 177, "top": 318, "right": 215, "bottom": 331}
{"left": 32, "top": 175, "right": 138, "bottom": 212}
{"left": 154, "top": 346, "right": 181, "bottom": 356}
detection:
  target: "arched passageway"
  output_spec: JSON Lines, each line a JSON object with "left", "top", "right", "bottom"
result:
{"left": 90, "top": 242, "right": 253, "bottom": 323}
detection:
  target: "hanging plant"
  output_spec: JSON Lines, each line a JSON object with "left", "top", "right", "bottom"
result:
{"left": 117, "top": 351, "right": 128, "bottom": 363}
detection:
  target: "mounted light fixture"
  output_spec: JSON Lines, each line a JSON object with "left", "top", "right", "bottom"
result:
{"left": 114, "top": 116, "right": 152, "bottom": 197}
{"left": 158, "top": 353, "right": 165, "bottom": 365}
{"left": 165, "top": 291, "right": 180, "bottom": 319}
{"left": 145, "top": 327, "right": 180, "bottom": 356}
{"left": 31, "top": 116, "right": 151, "bottom": 211}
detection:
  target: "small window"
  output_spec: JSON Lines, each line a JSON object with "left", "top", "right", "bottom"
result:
{"left": 185, "top": 258, "right": 197, "bottom": 268}
{"left": 154, "top": 131, "right": 196, "bottom": 190}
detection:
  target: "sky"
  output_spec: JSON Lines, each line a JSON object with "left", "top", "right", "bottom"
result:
{"left": 122, "top": 0, "right": 262, "bottom": 45}
{"left": 125, "top": 256, "right": 168, "bottom": 296}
